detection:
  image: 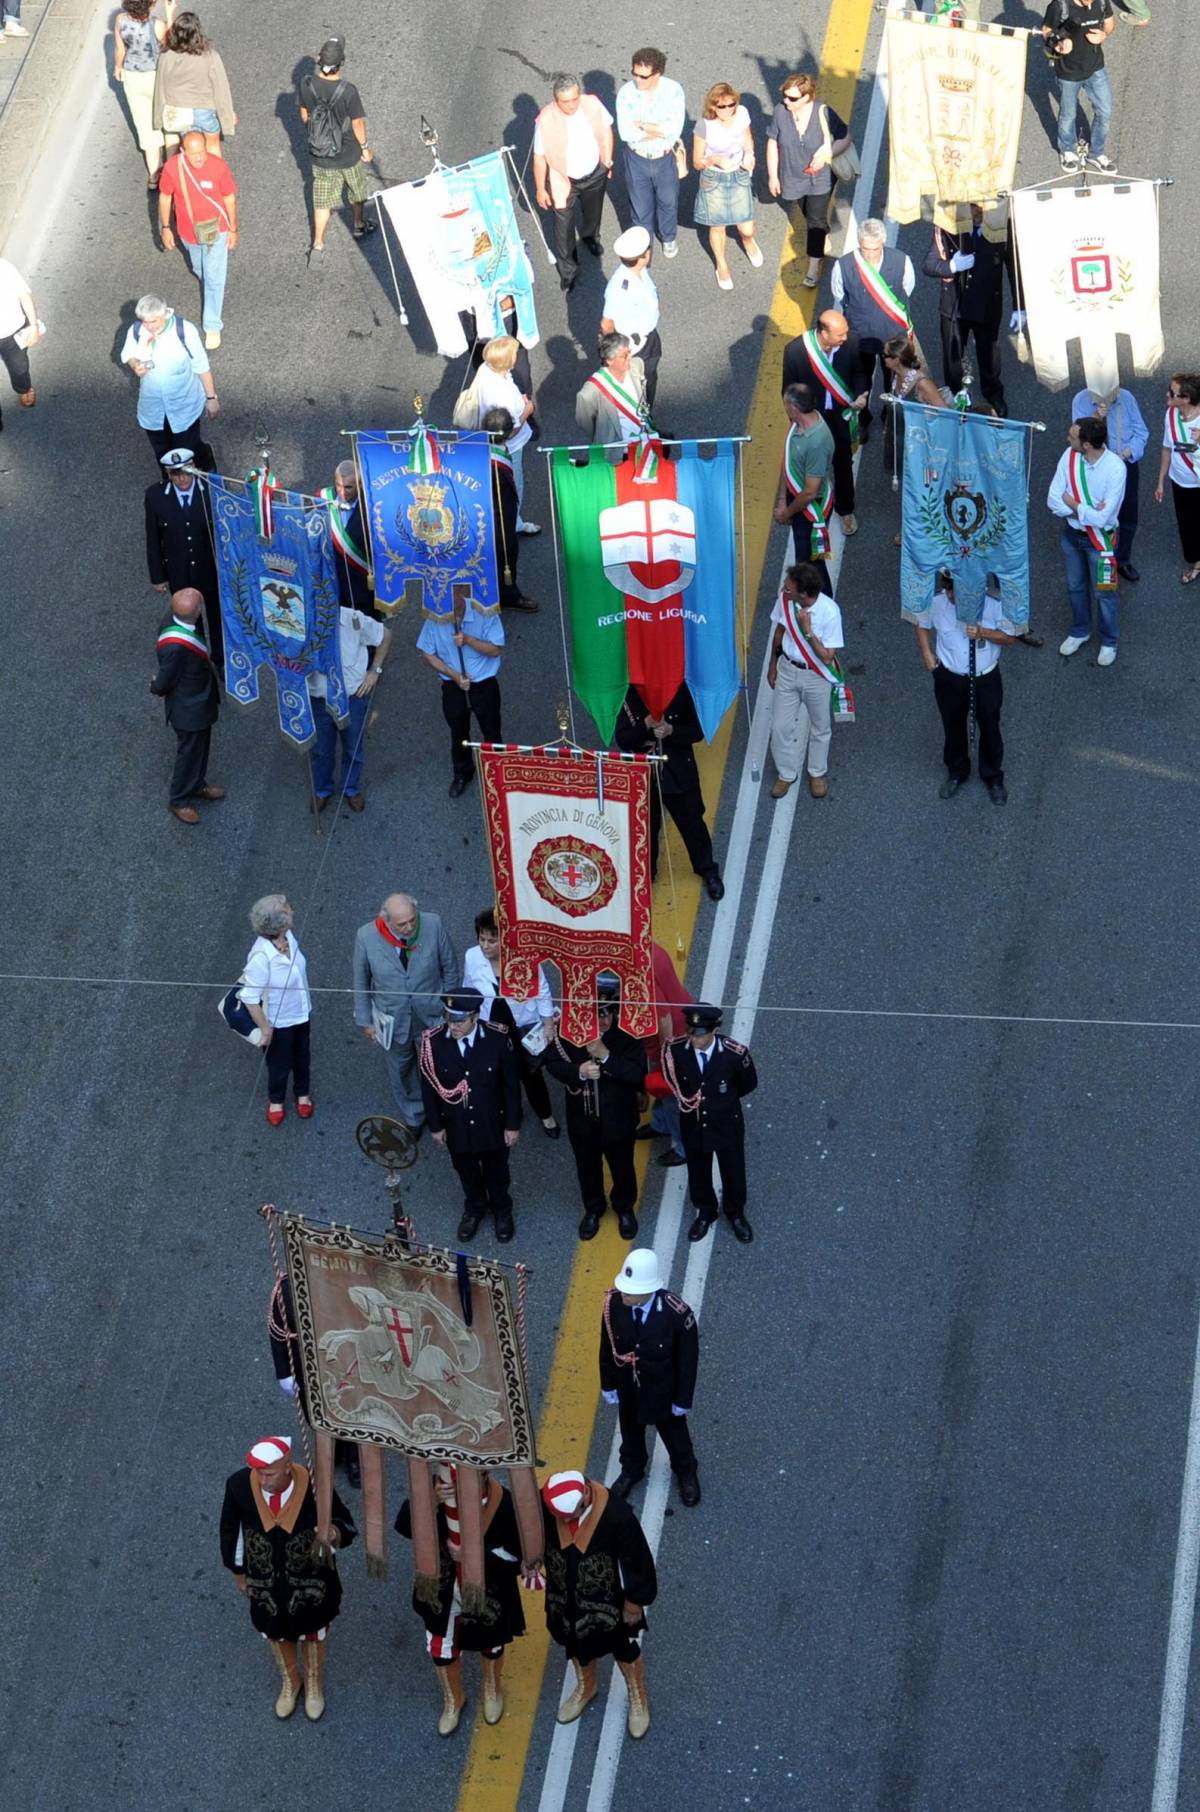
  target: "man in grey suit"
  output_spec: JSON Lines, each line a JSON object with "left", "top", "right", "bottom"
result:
{"left": 575, "top": 332, "right": 650, "bottom": 445}
{"left": 353, "top": 892, "right": 458, "bottom": 1130}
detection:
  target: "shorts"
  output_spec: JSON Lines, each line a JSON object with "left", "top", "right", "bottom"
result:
{"left": 312, "top": 159, "right": 374, "bottom": 211}
{"left": 191, "top": 107, "right": 221, "bottom": 134}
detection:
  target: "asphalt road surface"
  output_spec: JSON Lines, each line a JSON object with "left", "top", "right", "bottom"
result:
{"left": 4, "top": 2, "right": 1200, "bottom": 1809}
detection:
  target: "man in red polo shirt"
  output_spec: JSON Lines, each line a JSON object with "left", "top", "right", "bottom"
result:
{"left": 159, "top": 130, "right": 239, "bottom": 350}
{"left": 637, "top": 941, "right": 692, "bottom": 1167}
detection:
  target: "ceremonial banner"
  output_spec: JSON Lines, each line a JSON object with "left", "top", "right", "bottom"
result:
{"left": 1011, "top": 180, "right": 1164, "bottom": 397}
{"left": 479, "top": 745, "right": 655, "bottom": 1041}
{"left": 356, "top": 426, "right": 498, "bottom": 617}
{"left": 899, "top": 402, "right": 1030, "bottom": 633}
{"left": 885, "top": 14, "right": 1027, "bottom": 227}
{"left": 209, "top": 473, "right": 347, "bottom": 746}
{"left": 377, "top": 152, "right": 537, "bottom": 357}
{"left": 549, "top": 440, "right": 740, "bottom": 742}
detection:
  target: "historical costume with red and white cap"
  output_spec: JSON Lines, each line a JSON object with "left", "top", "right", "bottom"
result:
{"left": 395, "top": 1463, "right": 526, "bottom": 1735}
{"left": 539, "top": 1468, "right": 657, "bottom": 1738}
{"left": 601, "top": 1248, "right": 701, "bottom": 1506}
{"left": 219, "top": 1435, "right": 356, "bottom": 1721}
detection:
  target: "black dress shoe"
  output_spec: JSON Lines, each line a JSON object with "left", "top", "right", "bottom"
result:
{"left": 634, "top": 1123, "right": 657, "bottom": 1141}
{"left": 495, "top": 1212, "right": 515, "bottom": 1243}
{"left": 610, "top": 1468, "right": 644, "bottom": 1501}
{"left": 1118, "top": 562, "right": 1140, "bottom": 582}
{"left": 617, "top": 1210, "right": 639, "bottom": 1240}
{"left": 541, "top": 1118, "right": 562, "bottom": 1139}
{"left": 687, "top": 1214, "right": 715, "bottom": 1242}
{"left": 703, "top": 869, "right": 725, "bottom": 901}
{"left": 1018, "top": 631, "right": 1045, "bottom": 648}
{"left": 449, "top": 772, "right": 474, "bottom": 798}
{"left": 583, "top": 236, "right": 603, "bottom": 257}
{"left": 503, "top": 593, "right": 541, "bottom": 612}
{"left": 938, "top": 775, "right": 966, "bottom": 800}
{"left": 579, "top": 1211, "right": 601, "bottom": 1240}
{"left": 986, "top": 780, "right": 1008, "bottom": 806}
{"left": 560, "top": 277, "right": 576, "bottom": 293}
{"left": 342, "top": 1450, "right": 362, "bottom": 1491}
{"left": 677, "top": 1468, "right": 701, "bottom": 1507}
{"left": 858, "top": 422, "right": 871, "bottom": 446}
{"left": 728, "top": 1213, "right": 754, "bottom": 1243}
{"left": 457, "top": 1211, "right": 482, "bottom": 1241}
{"left": 658, "top": 1148, "right": 687, "bottom": 1167}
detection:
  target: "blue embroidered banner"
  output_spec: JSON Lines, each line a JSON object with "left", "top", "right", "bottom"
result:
{"left": 357, "top": 426, "right": 499, "bottom": 619}
{"left": 209, "top": 474, "right": 348, "bottom": 746}
{"left": 899, "top": 403, "right": 1030, "bottom": 634}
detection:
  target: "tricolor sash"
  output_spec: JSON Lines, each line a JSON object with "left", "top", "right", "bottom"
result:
{"left": 408, "top": 422, "right": 442, "bottom": 474}
{"left": 588, "top": 367, "right": 652, "bottom": 435}
{"left": 489, "top": 446, "right": 515, "bottom": 482}
{"left": 781, "top": 596, "right": 855, "bottom": 722}
{"left": 247, "top": 466, "right": 277, "bottom": 542}
{"left": 632, "top": 436, "right": 661, "bottom": 485}
{"left": 157, "top": 621, "right": 211, "bottom": 663}
{"left": 802, "top": 330, "right": 859, "bottom": 441}
{"left": 1168, "top": 407, "right": 1199, "bottom": 479}
{"left": 853, "top": 250, "right": 912, "bottom": 335}
{"left": 1067, "top": 449, "right": 1117, "bottom": 590}
{"left": 784, "top": 426, "right": 833, "bottom": 558}
{"left": 320, "top": 487, "right": 370, "bottom": 574}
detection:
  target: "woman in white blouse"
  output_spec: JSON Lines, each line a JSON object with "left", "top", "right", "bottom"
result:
{"left": 463, "top": 906, "right": 560, "bottom": 1137}
{"left": 692, "top": 81, "right": 763, "bottom": 291}
{"left": 474, "top": 336, "right": 539, "bottom": 533}
{"left": 238, "top": 894, "right": 313, "bottom": 1126}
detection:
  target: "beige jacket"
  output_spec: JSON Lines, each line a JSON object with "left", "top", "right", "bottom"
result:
{"left": 153, "top": 48, "right": 235, "bottom": 135}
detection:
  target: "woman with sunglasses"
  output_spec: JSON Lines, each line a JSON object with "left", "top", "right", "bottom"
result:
{"left": 1154, "top": 375, "right": 1200, "bottom": 585}
{"left": 692, "top": 83, "right": 763, "bottom": 290}
{"left": 765, "top": 73, "right": 851, "bottom": 289}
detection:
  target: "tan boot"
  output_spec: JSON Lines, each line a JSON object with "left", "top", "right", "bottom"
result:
{"left": 302, "top": 1637, "right": 326, "bottom": 1720}
{"left": 270, "top": 1641, "right": 301, "bottom": 1719}
{"left": 481, "top": 1653, "right": 505, "bottom": 1725}
{"left": 556, "top": 1658, "right": 599, "bottom": 1724}
{"left": 437, "top": 1658, "right": 466, "bottom": 1736}
{"left": 617, "top": 1655, "right": 651, "bottom": 1739}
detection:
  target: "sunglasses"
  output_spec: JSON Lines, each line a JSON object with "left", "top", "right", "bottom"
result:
{"left": 714, "top": 102, "right": 737, "bottom": 111}
{"left": 783, "top": 93, "right": 805, "bottom": 104}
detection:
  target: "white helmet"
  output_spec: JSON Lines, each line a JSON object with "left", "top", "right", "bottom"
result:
{"left": 613, "top": 1249, "right": 663, "bottom": 1294}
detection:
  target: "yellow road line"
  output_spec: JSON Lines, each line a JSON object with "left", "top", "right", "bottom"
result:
{"left": 455, "top": 6, "right": 875, "bottom": 1803}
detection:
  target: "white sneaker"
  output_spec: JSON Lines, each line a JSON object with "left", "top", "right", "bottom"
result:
{"left": 1059, "top": 634, "right": 1088, "bottom": 656}
{"left": 5, "top": 18, "right": 30, "bottom": 34}
{"left": 204, "top": 330, "right": 222, "bottom": 350}
{"left": 661, "top": 240, "right": 678, "bottom": 259}
{"left": 516, "top": 520, "right": 541, "bottom": 536}
{"left": 1097, "top": 644, "right": 1117, "bottom": 666}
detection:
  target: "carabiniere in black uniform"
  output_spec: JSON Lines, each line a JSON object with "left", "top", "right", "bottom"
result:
{"left": 419, "top": 988, "right": 522, "bottom": 1243}
{"left": 544, "top": 974, "right": 647, "bottom": 1241}
{"left": 663, "top": 1001, "right": 758, "bottom": 1244}
{"left": 601, "top": 1248, "right": 701, "bottom": 1506}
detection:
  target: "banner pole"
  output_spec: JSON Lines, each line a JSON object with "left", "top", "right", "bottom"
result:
{"left": 368, "top": 193, "right": 410, "bottom": 326}
{"left": 734, "top": 443, "right": 758, "bottom": 781}
{"left": 544, "top": 459, "right": 578, "bottom": 743}
{"left": 502, "top": 144, "right": 556, "bottom": 267}
{"left": 537, "top": 436, "right": 751, "bottom": 456}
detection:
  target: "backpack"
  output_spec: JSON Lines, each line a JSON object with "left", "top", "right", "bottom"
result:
{"left": 304, "top": 77, "right": 347, "bottom": 159}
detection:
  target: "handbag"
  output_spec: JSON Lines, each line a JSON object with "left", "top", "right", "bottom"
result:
{"left": 180, "top": 153, "right": 229, "bottom": 244}
{"left": 673, "top": 140, "right": 688, "bottom": 181}
{"left": 162, "top": 102, "right": 195, "bottom": 134}
{"left": 452, "top": 376, "right": 482, "bottom": 431}
{"left": 819, "top": 104, "right": 860, "bottom": 185}
{"left": 217, "top": 981, "right": 265, "bottom": 1046}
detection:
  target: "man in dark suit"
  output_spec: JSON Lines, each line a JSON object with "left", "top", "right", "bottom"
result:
{"left": 320, "top": 458, "right": 376, "bottom": 616}
{"left": 545, "top": 973, "right": 647, "bottom": 1240}
{"left": 149, "top": 586, "right": 223, "bottom": 825}
{"left": 144, "top": 447, "right": 223, "bottom": 669}
{"left": 612, "top": 682, "right": 723, "bottom": 901}
{"left": 419, "top": 988, "right": 522, "bottom": 1242}
{"left": 663, "top": 1001, "right": 758, "bottom": 1245}
{"left": 922, "top": 208, "right": 1025, "bottom": 418}
{"left": 483, "top": 407, "right": 539, "bottom": 614}
{"left": 781, "top": 310, "right": 867, "bottom": 532}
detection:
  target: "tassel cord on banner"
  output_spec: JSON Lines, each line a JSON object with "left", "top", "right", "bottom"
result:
{"left": 261, "top": 1206, "right": 316, "bottom": 1479}
{"left": 652, "top": 754, "right": 686, "bottom": 961}
{"left": 366, "top": 189, "right": 410, "bottom": 325}
{"left": 545, "top": 462, "right": 578, "bottom": 743}
{"left": 968, "top": 632, "right": 977, "bottom": 750}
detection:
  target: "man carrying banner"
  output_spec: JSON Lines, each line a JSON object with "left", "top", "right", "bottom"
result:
{"left": 1071, "top": 385, "right": 1148, "bottom": 582}
{"left": 1047, "top": 415, "right": 1126, "bottom": 665}
{"left": 613, "top": 682, "right": 725, "bottom": 899}
{"left": 576, "top": 331, "right": 651, "bottom": 445}
{"left": 482, "top": 407, "right": 540, "bottom": 614}
{"left": 353, "top": 891, "right": 458, "bottom": 1130}
{"left": 773, "top": 381, "right": 835, "bottom": 594}
{"left": 533, "top": 75, "right": 614, "bottom": 294}
{"left": 420, "top": 987, "right": 522, "bottom": 1243}
{"left": 601, "top": 226, "right": 663, "bottom": 407}
{"left": 149, "top": 586, "right": 223, "bottom": 824}
{"left": 416, "top": 588, "right": 505, "bottom": 798}
{"left": 923, "top": 209, "right": 1024, "bottom": 418}
{"left": 913, "top": 569, "right": 1014, "bottom": 804}
{"left": 306, "top": 601, "right": 390, "bottom": 814}
{"left": 321, "top": 458, "right": 374, "bottom": 614}
{"left": 546, "top": 972, "right": 647, "bottom": 1242}
{"left": 830, "top": 219, "right": 915, "bottom": 444}
{"left": 664, "top": 1002, "right": 758, "bottom": 1245}
{"left": 767, "top": 562, "right": 849, "bottom": 802}
{"left": 781, "top": 311, "right": 866, "bottom": 534}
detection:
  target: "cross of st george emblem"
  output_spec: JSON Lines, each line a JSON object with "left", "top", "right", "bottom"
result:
{"left": 598, "top": 498, "right": 697, "bottom": 604}
{"left": 527, "top": 834, "right": 619, "bottom": 919}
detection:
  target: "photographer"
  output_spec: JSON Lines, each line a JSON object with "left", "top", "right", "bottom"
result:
{"left": 1043, "top": 2, "right": 1116, "bottom": 174}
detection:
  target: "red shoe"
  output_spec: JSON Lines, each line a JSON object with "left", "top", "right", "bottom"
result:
{"left": 296, "top": 1097, "right": 314, "bottom": 1119}
{"left": 267, "top": 1103, "right": 286, "bottom": 1126}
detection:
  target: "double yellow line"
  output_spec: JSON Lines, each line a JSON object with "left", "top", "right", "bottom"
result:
{"left": 455, "top": 5, "right": 874, "bottom": 1803}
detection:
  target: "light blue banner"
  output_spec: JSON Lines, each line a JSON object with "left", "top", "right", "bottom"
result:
{"left": 674, "top": 441, "right": 740, "bottom": 741}
{"left": 899, "top": 404, "right": 1030, "bottom": 633}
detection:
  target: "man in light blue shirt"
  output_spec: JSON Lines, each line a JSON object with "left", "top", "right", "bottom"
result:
{"left": 615, "top": 47, "right": 685, "bottom": 258}
{"left": 1070, "top": 384, "right": 1148, "bottom": 580}
{"left": 416, "top": 600, "right": 505, "bottom": 798}
{"left": 121, "top": 293, "right": 218, "bottom": 467}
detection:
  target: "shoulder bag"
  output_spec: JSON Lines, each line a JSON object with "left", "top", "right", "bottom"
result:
{"left": 217, "top": 977, "right": 266, "bottom": 1046}
{"left": 822, "top": 105, "right": 861, "bottom": 185}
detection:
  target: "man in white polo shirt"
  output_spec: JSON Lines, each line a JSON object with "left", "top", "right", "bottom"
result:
{"left": 913, "top": 570, "right": 1015, "bottom": 805}
{"left": 307, "top": 606, "right": 391, "bottom": 814}
{"left": 767, "top": 561, "right": 846, "bottom": 800}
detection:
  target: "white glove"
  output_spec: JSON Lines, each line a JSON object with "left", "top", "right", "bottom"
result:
{"left": 948, "top": 251, "right": 975, "bottom": 274}
{"left": 601, "top": 1389, "right": 619, "bottom": 1406}
{"left": 1009, "top": 309, "right": 1027, "bottom": 332}
{"left": 278, "top": 1376, "right": 297, "bottom": 1397}
{"left": 671, "top": 1404, "right": 688, "bottom": 1417}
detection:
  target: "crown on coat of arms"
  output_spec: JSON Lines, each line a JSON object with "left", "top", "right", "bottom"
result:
{"left": 936, "top": 73, "right": 974, "bottom": 93}
{"left": 411, "top": 477, "right": 449, "bottom": 508}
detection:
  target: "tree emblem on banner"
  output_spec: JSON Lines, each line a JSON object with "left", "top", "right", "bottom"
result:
{"left": 1052, "top": 237, "right": 1135, "bottom": 314}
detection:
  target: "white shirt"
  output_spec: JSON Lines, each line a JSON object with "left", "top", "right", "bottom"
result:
{"left": 696, "top": 105, "right": 751, "bottom": 166}
{"left": 121, "top": 312, "right": 210, "bottom": 430}
{"left": 463, "top": 944, "right": 554, "bottom": 1031}
{"left": 615, "top": 75, "right": 686, "bottom": 155}
{"left": 601, "top": 267, "right": 659, "bottom": 348}
{"left": 475, "top": 363, "right": 531, "bottom": 452}
{"left": 533, "top": 105, "right": 612, "bottom": 179}
{"left": 770, "top": 592, "right": 845, "bottom": 662}
{"left": 929, "top": 589, "right": 1003, "bottom": 677}
{"left": 238, "top": 931, "right": 312, "bottom": 1028}
{"left": 1046, "top": 446, "right": 1126, "bottom": 531}
{"left": 1163, "top": 408, "right": 1200, "bottom": 490}
{"left": 829, "top": 251, "right": 916, "bottom": 304}
{"left": 308, "top": 607, "right": 385, "bottom": 699}
{"left": 0, "top": 258, "right": 31, "bottom": 339}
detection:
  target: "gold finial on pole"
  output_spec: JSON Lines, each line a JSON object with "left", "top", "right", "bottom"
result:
{"left": 412, "top": 394, "right": 424, "bottom": 419}
{"left": 555, "top": 698, "right": 570, "bottom": 743}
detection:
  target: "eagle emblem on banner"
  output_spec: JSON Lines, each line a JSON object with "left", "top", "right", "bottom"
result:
{"left": 527, "top": 835, "right": 619, "bottom": 919}
{"left": 599, "top": 498, "right": 697, "bottom": 604}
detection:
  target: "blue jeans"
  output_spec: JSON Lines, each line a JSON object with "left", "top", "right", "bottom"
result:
{"left": 310, "top": 692, "right": 370, "bottom": 798}
{"left": 623, "top": 147, "right": 680, "bottom": 245}
{"left": 191, "top": 107, "right": 221, "bottom": 134}
{"left": 1056, "top": 67, "right": 1112, "bottom": 157}
{"left": 650, "top": 1094, "right": 684, "bottom": 1157}
{"left": 185, "top": 233, "right": 228, "bottom": 333}
{"left": 1062, "top": 525, "right": 1119, "bottom": 647}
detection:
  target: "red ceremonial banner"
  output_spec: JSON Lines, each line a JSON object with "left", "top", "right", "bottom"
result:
{"left": 478, "top": 745, "right": 656, "bottom": 1041}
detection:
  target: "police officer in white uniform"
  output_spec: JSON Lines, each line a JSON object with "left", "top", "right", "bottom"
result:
{"left": 600, "top": 225, "right": 662, "bottom": 408}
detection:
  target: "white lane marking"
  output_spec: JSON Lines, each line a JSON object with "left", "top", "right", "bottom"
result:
{"left": 7, "top": 0, "right": 114, "bottom": 277}
{"left": 1153, "top": 1303, "right": 1200, "bottom": 1812}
